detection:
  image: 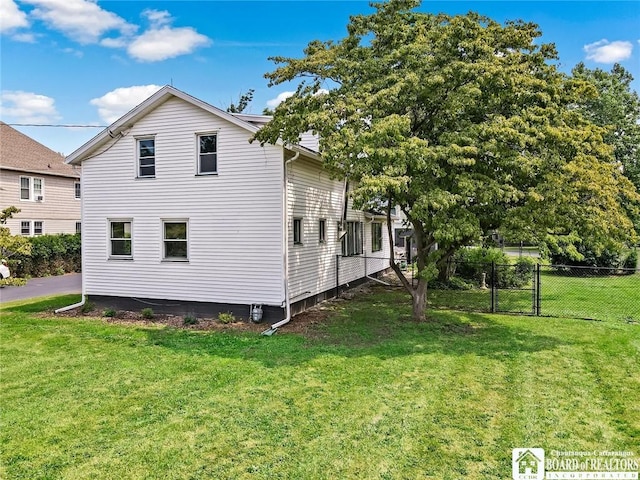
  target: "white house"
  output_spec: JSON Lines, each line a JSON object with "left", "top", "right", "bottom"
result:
{"left": 64, "top": 86, "right": 390, "bottom": 325}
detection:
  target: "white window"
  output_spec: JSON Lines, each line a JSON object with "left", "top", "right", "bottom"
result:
{"left": 197, "top": 133, "right": 217, "bottom": 174}
{"left": 109, "top": 220, "right": 132, "bottom": 258}
{"left": 20, "top": 176, "right": 44, "bottom": 201}
{"left": 163, "top": 220, "right": 188, "bottom": 260}
{"left": 371, "top": 222, "right": 382, "bottom": 252}
{"left": 137, "top": 137, "right": 155, "bottom": 178}
{"left": 21, "top": 221, "right": 31, "bottom": 236}
{"left": 341, "top": 221, "right": 363, "bottom": 256}
{"left": 20, "top": 177, "right": 30, "bottom": 200}
{"left": 75, "top": 182, "right": 81, "bottom": 199}
{"left": 293, "top": 218, "right": 303, "bottom": 245}
{"left": 33, "top": 221, "right": 43, "bottom": 236}
{"left": 319, "top": 219, "right": 326, "bottom": 243}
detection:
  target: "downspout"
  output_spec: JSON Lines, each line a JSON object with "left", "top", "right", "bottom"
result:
{"left": 262, "top": 150, "right": 300, "bottom": 335}
{"left": 55, "top": 165, "right": 86, "bottom": 313}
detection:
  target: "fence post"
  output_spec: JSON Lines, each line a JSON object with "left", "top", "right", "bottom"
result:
{"left": 536, "top": 263, "right": 541, "bottom": 316}
{"left": 491, "top": 261, "right": 496, "bottom": 313}
{"left": 335, "top": 255, "right": 340, "bottom": 298}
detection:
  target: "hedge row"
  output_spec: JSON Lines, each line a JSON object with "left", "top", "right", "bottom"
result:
{"left": 10, "top": 233, "right": 81, "bottom": 278}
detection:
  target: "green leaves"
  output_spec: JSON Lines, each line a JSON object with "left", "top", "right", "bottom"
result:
{"left": 252, "top": 0, "right": 639, "bottom": 319}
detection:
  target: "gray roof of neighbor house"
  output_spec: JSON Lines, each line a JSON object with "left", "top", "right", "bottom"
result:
{"left": 0, "top": 122, "right": 80, "bottom": 179}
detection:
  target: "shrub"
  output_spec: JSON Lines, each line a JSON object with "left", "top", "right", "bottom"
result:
{"left": 141, "top": 308, "right": 154, "bottom": 319}
{"left": 103, "top": 308, "right": 117, "bottom": 318}
{"left": 81, "top": 301, "right": 95, "bottom": 314}
{"left": 0, "top": 277, "right": 27, "bottom": 287}
{"left": 183, "top": 315, "right": 198, "bottom": 326}
{"left": 13, "top": 233, "right": 81, "bottom": 278}
{"left": 623, "top": 248, "right": 638, "bottom": 271}
{"left": 451, "top": 247, "right": 534, "bottom": 289}
{"left": 218, "top": 312, "right": 235, "bottom": 324}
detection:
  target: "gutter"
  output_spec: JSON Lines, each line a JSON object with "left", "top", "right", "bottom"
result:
{"left": 262, "top": 150, "right": 300, "bottom": 336}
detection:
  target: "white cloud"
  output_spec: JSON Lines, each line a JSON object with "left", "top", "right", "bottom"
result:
{"left": 90, "top": 85, "right": 163, "bottom": 123}
{"left": 12, "top": 32, "right": 36, "bottom": 42}
{"left": 126, "top": 10, "right": 210, "bottom": 62}
{"left": 266, "top": 91, "right": 295, "bottom": 108}
{"left": 0, "top": 90, "right": 60, "bottom": 123}
{"left": 23, "top": 0, "right": 136, "bottom": 44}
{"left": 584, "top": 39, "right": 633, "bottom": 63}
{"left": 266, "top": 89, "right": 329, "bottom": 109}
{"left": 0, "top": 0, "right": 29, "bottom": 32}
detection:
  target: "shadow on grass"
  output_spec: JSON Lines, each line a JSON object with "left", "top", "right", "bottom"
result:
{"left": 0, "top": 294, "right": 81, "bottom": 313}
{"left": 2, "top": 289, "right": 568, "bottom": 368}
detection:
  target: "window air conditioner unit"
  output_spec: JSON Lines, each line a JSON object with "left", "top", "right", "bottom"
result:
{"left": 36, "top": 195, "right": 43, "bottom": 201}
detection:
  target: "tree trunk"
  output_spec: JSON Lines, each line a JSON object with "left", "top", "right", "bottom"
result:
{"left": 412, "top": 279, "right": 427, "bottom": 321}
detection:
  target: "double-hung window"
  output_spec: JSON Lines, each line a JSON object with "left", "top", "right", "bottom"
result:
{"left": 75, "top": 182, "right": 81, "bottom": 199}
{"left": 33, "top": 221, "right": 43, "bottom": 236}
{"left": 137, "top": 138, "right": 155, "bottom": 178}
{"left": 341, "top": 221, "right": 363, "bottom": 256}
{"left": 163, "top": 220, "right": 188, "bottom": 260}
{"left": 371, "top": 222, "right": 382, "bottom": 252}
{"left": 20, "top": 176, "right": 44, "bottom": 200}
{"left": 197, "top": 133, "right": 217, "bottom": 174}
{"left": 109, "top": 220, "right": 132, "bottom": 258}
{"left": 21, "top": 221, "right": 30, "bottom": 235}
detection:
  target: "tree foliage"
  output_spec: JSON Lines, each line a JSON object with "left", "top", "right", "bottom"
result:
{"left": 252, "top": 0, "right": 639, "bottom": 320}
{"left": 227, "top": 89, "right": 255, "bottom": 113}
{"left": 570, "top": 63, "right": 640, "bottom": 228}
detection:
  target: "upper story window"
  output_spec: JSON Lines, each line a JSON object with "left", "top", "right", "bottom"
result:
{"left": 109, "top": 220, "right": 132, "bottom": 258}
{"left": 75, "top": 182, "right": 81, "bottom": 199}
{"left": 20, "top": 176, "right": 44, "bottom": 201}
{"left": 198, "top": 133, "right": 217, "bottom": 174}
{"left": 137, "top": 137, "right": 155, "bottom": 178}
{"left": 371, "top": 222, "right": 382, "bottom": 252}
{"left": 163, "top": 220, "right": 188, "bottom": 260}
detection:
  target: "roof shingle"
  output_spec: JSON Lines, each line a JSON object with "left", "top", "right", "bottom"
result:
{"left": 0, "top": 122, "right": 80, "bottom": 178}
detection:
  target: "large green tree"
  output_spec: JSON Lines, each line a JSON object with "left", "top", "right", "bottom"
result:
{"left": 571, "top": 63, "right": 640, "bottom": 209}
{"left": 253, "top": 0, "right": 639, "bottom": 320}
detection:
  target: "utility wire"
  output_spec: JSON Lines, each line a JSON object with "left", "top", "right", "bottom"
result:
{"left": 6, "top": 123, "right": 108, "bottom": 128}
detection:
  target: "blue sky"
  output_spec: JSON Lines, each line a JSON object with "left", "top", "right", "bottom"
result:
{"left": 1, "top": 0, "right": 639, "bottom": 155}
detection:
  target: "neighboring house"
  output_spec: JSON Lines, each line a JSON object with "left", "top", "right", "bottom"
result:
{"left": 65, "top": 86, "right": 391, "bottom": 321}
{"left": 0, "top": 122, "right": 81, "bottom": 236}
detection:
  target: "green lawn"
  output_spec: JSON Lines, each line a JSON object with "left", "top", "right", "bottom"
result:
{"left": 1, "top": 291, "right": 639, "bottom": 479}
{"left": 428, "top": 271, "right": 640, "bottom": 321}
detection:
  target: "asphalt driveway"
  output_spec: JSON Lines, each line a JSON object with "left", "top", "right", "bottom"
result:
{"left": 0, "top": 273, "right": 81, "bottom": 303}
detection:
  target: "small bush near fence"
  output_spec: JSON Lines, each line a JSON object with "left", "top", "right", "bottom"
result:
{"left": 11, "top": 234, "right": 81, "bottom": 278}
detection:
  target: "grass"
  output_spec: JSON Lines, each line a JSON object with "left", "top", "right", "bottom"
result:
{"left": 428, "top": 272, "right": 640, "bottom": 321}
{"left": 1, "top": 291, "right": 639, "bottom": 479}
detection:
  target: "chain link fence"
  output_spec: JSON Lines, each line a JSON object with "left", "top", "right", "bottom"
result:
{"left": 333, "top": 255, "right": 639, "bottom": 322}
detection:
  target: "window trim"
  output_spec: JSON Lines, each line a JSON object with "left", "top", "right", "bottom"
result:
{"left": 341, "top": 221, "right": 363, "bottom": 256}
{"left": 108, "top": 219, "right": 133, "bottom": 259}
{"left": 20, "top": 176, "right": 44, "bottom": 201}
{"left": 319, "top": 218, "right": 327, "bottom": 244}
{"left": 293, "top": 218, "right": 303, "bottom": 245}
{"left": 371, "top": 222, "right": 383, "bottom": 252}
{"left": 162, "top": 219, "right": 189, "bottom": 261}
{"left": 196, "top": 132, "right": 218, "bottom": 175}
{"left": 136, "top": 136, "right": 156, "bottom": 178}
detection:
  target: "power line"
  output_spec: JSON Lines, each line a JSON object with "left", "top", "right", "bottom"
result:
{"left": 6, "top": 123, "right": 108, "bottom": 128}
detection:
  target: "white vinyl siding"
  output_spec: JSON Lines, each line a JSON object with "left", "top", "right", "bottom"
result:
{"left": 287, "top": 156, "right": 391, "bottom": 301}
{"left": 80, "top": 97, "right": 284, "bottom": 306}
